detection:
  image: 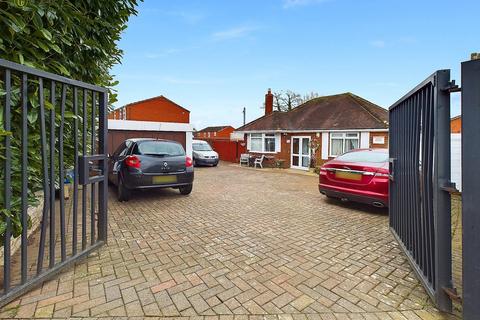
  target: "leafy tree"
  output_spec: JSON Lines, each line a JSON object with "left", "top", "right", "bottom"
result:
{"left": 0, "top": 0, "right": 139, "bottom": 242}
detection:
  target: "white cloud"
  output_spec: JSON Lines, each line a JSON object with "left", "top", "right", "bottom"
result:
{"left": 142, "top": 9, "right": 206, "bottom": 25}
{"left": 369, "top": 37, "right": 417, "bottom": 49}
{"left": 167, "top": 11, "right": 205, "bottom": 25}
{"left": 398, "top": 36, "right": 417, "bottom": 45}
{"left": 145, "top": 46, "right": 201, "bottom": 59}
{"left": 211, "top": 26, "right": 257, "bottom": 41}
{"left": 283, "top": 0, "right": 330, "bottom": 9}
{"left": 369, "top": 40, "right": 386, "bottom": 48}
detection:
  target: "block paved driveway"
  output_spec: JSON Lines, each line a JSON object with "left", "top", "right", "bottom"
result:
{"left": 1, "top": 163, "right": 456, "bottom": 319}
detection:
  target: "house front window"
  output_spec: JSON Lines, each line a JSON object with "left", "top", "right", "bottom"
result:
{"left": 330, "top": 132, "right": 359, "bottom": 157}
{"left": 249, "top": 133, "right": 278, "bottom": 153}
{"left": 264, "top": 134, "right": 276, "bottom": 152}
{"left": 250, "top": 133, "right": 263, "bottom": 152}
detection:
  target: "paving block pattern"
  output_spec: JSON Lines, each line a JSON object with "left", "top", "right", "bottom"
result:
{"left": 0, "top": 164, "right": 458, "bottom": 319}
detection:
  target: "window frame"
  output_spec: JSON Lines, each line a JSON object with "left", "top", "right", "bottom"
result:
{"left": 329, "top": 132, "right": 360, "bottom": 157}
{"left": 249, "top": 133, "right": 278, "bottom": 154}
{"left": 250, "top": 133, "right": 263, "bottom": 152}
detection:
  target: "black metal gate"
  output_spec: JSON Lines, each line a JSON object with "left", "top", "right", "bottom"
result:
{"left": 388, "top": 70, "right": 453, "bottom": 312}
{"left": 0, "top": 59, "right": 108, "bottom": 308}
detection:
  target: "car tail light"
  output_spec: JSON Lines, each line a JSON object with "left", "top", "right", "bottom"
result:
{"left": 125, "top": 155, "right": 141, "bottom": 168}
{"left": 186, "top": 156, "right": 193, "bottom": 167}
{"left": 375, "top": 168, "right": 389, "bottom": 177}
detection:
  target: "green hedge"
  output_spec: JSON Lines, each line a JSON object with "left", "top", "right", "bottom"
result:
{"left": 0, "top": 0, "right": 139, "bottom": 242}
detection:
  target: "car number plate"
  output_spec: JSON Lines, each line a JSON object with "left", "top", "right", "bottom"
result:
{"left": 152, "top": 175, "right": 177, "bottom": 184}
{"left": 335, "top": 171, "right": 362, "bottom": 181}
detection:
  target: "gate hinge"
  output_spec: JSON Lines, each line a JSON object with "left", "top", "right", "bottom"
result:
{"left": 441, "top": 181, "right": 459, "bottom": 194}
{"left": 442, "top": 287, "right": 462, "bottom": 303}
{"left": 442, "top": 80, "right": 461, "bottom": 93}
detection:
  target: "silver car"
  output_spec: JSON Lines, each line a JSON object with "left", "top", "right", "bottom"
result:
{"left": 192, "top": 140, "right": 219, "bottom": 166}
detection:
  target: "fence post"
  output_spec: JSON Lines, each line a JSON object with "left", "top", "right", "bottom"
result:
{"left": 461, "top": 58, "right": 480, "bottom": 319}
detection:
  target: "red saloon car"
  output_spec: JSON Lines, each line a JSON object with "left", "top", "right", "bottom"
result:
{"left": 319, "top": 148, "right": 389, "bottom": 208}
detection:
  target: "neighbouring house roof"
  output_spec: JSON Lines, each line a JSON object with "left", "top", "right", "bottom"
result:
{"left": 451, "top": 115, "right": 461, "bottom": 121}
{"left": 197, "top": 126, "right": 233, "bottom": 133}
{"left": 236, "top": 93, "right": 389, "bottom": 132}
{"left": 123, "top": 95, "right": 190, "bottom": 113}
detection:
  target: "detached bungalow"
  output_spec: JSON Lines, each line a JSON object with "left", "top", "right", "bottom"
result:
{"left": 235, "top": 89, "right": 389, "bottom": 170}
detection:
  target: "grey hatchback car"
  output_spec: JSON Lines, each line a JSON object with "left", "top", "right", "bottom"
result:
{"left": 108, "top": 138, "right": 194, "bottom": 201}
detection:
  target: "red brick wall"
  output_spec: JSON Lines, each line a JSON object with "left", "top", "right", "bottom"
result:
{"left": 246, "top": 132, "right": 322, "bottom": 168}
{"left": 244, "top": 131, "right": 389, "bottom": 168}
{"left": 194, "top": 127, "right": 235, "bottom": 140}
{"left": 451, "top": 117, "right": 461, "bottom": 133}
{"left": 369, "top": 132, "right": 389, "bottom": 148}
{"left": 200, "top": 138, "right": 246, "bottom": 162}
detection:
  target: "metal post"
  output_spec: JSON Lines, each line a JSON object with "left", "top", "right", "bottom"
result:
{"left": 72, "top": 87, "right": 79, "bottom": 255}
{"left": 461, "top": 58, "right": 480, "bottom": 319}
{"left": 36, "top": 77, "right": 51, "bottom": 274}
{"left": 243, "top": 107, "right": 246, "bottom": 126}
{"left": 3, "top": 68, "right": 12, "bottom": 293}
{"left": 49, "top": 81, "right": 56, "bottom": 268}
{"left": 433, "top": 70, "right": 452, "bottom": 312}
{"left": 21, "top": 74, "right": 28, "bottom": 284}
{"left": 90, "top": 92, "right": 96, "bottom": 245}
{"left": 98, "top": 91, "right": 108, "bottom": 242}
{"left": 59, "top": 84, "right": 67, "bottom": 262}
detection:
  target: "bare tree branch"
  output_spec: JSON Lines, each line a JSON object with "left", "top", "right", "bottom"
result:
{"left": 272, "top": 90, "right": 319, "bottom": 112}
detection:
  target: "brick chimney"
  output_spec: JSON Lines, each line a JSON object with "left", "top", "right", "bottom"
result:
{"left": 265, "top": 88, "right": 273, "bottom": 116}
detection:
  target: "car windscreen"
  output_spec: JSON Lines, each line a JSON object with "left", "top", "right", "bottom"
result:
{"left": 193, "top": 143, "right": 212, "bottom": 151}
{"left": 135, "top": 141, "right": 185, "bottom": 157}
{"left": 336, "top": 150, "right": 388, "bottom": 163}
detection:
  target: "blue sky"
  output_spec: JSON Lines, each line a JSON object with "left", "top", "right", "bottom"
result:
{"left": 111, "top": 0, "right": 478, "bottom": 130}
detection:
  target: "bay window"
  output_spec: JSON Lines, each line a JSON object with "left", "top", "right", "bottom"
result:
{"left": 329, "top": 132, "right": 359, "bottom": 156}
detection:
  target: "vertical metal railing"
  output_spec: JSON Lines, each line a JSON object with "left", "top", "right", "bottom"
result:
{"left": 3, "top": 69, "right": 12, "bottom": 294}
{"left": 0, "top": 58, "right": 108, "bottom": 308}
{"left": 461, "top": 58, "right": 480, "bottom": 319}
{"left": 389, "top": 70, "right": 452, "bottom": 312}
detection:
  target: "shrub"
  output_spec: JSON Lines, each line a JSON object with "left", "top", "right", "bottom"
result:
{"left": 0, "top": 0, "right": 139, "bottom": 242}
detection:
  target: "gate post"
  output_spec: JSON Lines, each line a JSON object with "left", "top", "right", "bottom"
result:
{"left": 461, "top": 58, "right": 480, "bottom": 319}
{"left": 98, "top": 91, "right": 109, "bottom": 242}
{"left": 434, "top": 70, "right": 453, "bottom": 312}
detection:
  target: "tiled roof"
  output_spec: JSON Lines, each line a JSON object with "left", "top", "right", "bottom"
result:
{"left": 236, "top": 93, "right": 388, "bottom": 131}
{"left": 123, "top": 95, "right": 190, "bottom": 113}
{"left": 197, "top": 126, "right": 232, "bottom": 132}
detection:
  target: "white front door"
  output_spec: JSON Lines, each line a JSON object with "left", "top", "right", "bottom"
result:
{"left": 291, "top": 136, "right": 311, "bottom": 170}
